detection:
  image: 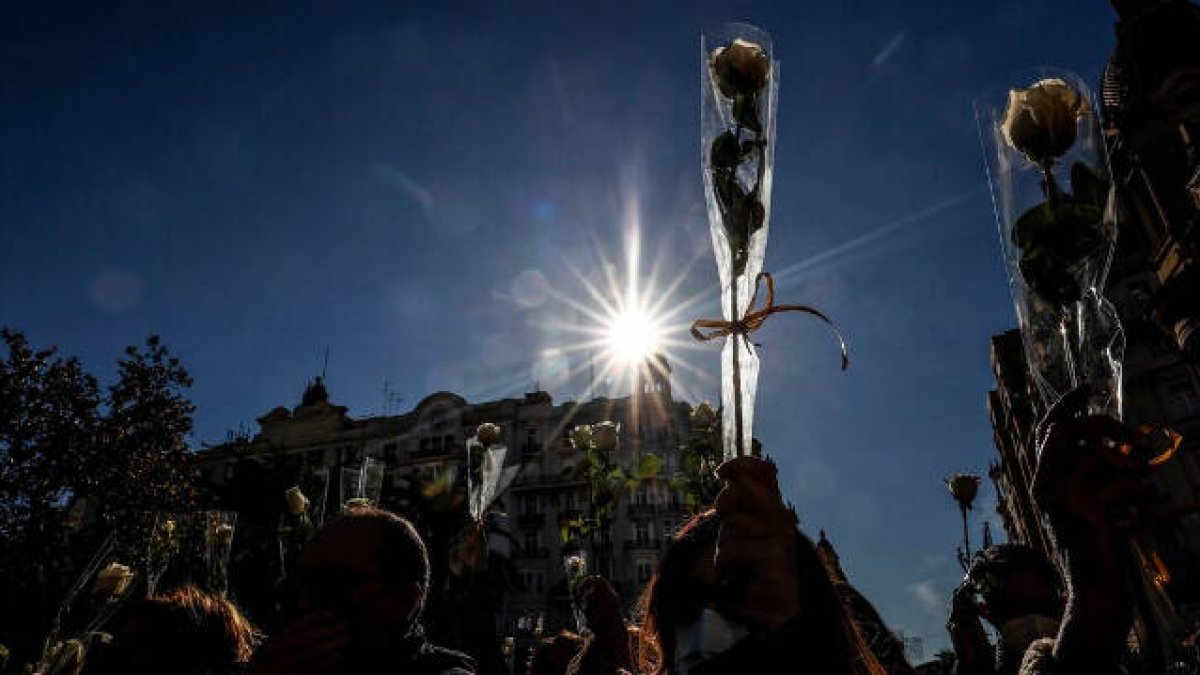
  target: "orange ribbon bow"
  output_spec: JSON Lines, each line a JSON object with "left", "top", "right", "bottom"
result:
{"left": 690, "top": 272, "right": 849, "bottom": 370}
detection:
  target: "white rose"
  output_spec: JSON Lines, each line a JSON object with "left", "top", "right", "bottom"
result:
{"left": 569, "top": 425, "right": 594, "bottom": 451}
{"left": 691, "top": 402, "right": 718, "bottom": 428}
{"left": 475, "top": 422, "right": 503, "bottom": 447}
{"left": 285, "top": 486, "right": 309, "bottom": 515}
{"left": 212, "top": 523, "right": 234, "bottom": 545}
{"left": 565, "top": 555, "right": 586, "bottom": 578}
{"left": 343, "top": 497, "right": 373, "bottom": 512}
{"left": 710, "top": 38, "right": 771, "bottom": 99}
{"left": 93, "top": 562, "right": 134, "bottom": 598}
{"left": 591, "top": 422, "right": 619, "bottom": 453}
{"left": 1001, "top": 78, "right": 1087, "bottom": 166}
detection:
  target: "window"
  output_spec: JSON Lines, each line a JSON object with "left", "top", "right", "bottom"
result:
{"left": 443, "top": 434, "right": 455, "bottom": 450}
{"left": 419, "top": 438, "right": 430, "bottom": 454}
{"left": 634, "top": 522, "right": 651, "bottom": 545}
{"left": 523, "top": 495, "right": 538, "bottom": 515}
{"left": 662, "top": 520, "right": 676, "bottom": 540}
{"left": 524, "top": 532, "right": 540, "bottom": 554}
{"left": 637, "top": 562, "right": 654, "bottom": 584}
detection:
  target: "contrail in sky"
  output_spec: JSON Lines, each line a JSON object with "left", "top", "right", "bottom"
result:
{"left": 773, "top": 184, "right": 985, "bottom": 286}
{"left": 872, "top": 31, "right": 907, "bottom": 69}
{"left": 374, "top": 162, "right": 434, "bottom": 213}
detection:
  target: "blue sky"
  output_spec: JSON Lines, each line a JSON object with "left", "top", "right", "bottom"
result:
{"left": 0, "top": 0, "right": 1118, "bottom": 656}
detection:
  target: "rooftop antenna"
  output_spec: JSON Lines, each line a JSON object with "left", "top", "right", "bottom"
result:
{"left": 321, "top": 347, "right": 330, "bottom": 381}
{"left": 589, "top": 351, "right": 595, "bottom": 400}
{"left": 381, "top": 379, "right": 404, "bottom": 415}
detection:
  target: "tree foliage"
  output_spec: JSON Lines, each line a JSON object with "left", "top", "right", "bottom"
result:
{"left": 0, "top": 329, "right": 197, "bottom": 668}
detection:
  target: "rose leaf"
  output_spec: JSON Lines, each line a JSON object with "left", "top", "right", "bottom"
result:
{"left": 710, "top": 132, "right": 742, "bottom": 170}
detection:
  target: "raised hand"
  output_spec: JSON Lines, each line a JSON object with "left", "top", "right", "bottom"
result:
{"left": 712, "top": 456, "right": 800, "bottom": 633}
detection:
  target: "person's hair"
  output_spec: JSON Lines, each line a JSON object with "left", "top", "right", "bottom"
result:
{"left": 85, "top": 584, "right": 259, "bottom": 675}
{"left": 636, "top": 510, "right": 885, "bottom": 675}
{"left": 321, "top": 506, "right": 432, "bottom": 590}
{"left": 528, "top": 630, "right": 585, "bottom": 675}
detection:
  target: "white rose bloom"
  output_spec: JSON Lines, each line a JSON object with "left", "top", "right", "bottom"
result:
{"left": 691, "top": 402, "right": 718, "bottom": 427}
{"left": 475, "top": 422, "right": 503, "bottom": 447}
{"left": 285, "top": 486, "right": 310, "bottom": 515}
{"left": 93, "top": 562, "right": 134, "bottom": 598}
{"left": 710, "top": 38, "right": 771, "bottom": 98}
{"left": 1001, "top": 78, "right": 1087, "bottom": 165}
{"left": 591, "top": 422, "right": 619, "bottom": 453}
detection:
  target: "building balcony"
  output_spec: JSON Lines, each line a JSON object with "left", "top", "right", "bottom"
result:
{"left": 518, "top": 512, "right": 545, "bottom": 529}
{"left": 624, "top": 538, "right": 661, "bottom": 552}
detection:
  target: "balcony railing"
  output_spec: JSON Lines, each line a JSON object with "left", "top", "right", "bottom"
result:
{"left": 520, "top": 547, "right": 550, "bottom": 559}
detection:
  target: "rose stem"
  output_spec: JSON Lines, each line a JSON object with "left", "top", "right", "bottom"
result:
{"left": 960, "top": 504, "right": 971, "bottom": 561}
{"left": 1042, "top": 165, "right": 1061, "bottom": 206}
{"left": 730, "top": 274, "right": 744, "bottom": 458}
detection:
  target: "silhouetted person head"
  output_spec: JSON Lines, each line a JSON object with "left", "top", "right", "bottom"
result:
{"left": 637, "top": 510, "right": 883, "bottom": 675}
{"left": 82, "top": 584, "right": 258, "bottom": 675}
{"left": 967, "top": 544, "right": 1062, "bottom": 628}
{"left": 527, "top": 631, "right": 584, "bottom": 675}
{"left": 566, "top": 576, "right": 633, "bottom": 675}
{"left": 297, "top": 506, "right": 430, "bottom": 644}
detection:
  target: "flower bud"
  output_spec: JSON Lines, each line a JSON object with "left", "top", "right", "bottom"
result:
{"left": 946, "top": 474, "right": 981, "bottom": 508}
{"left": 591, "top": 421, "right": 620, "bottom": 453}
{"left": 710, "top": 38, "right": 771, "bottom": 99}
{"left": 565, "top": 554, "right": 587, "bottom": 578}
{"left": 93, "top": 562, "right": 134, "bottom": 598}
{"left": 691, "top": 402, "right": 718, "bottom": 428}
{"left": 285, "top": 486, "right": 310, "bottom": 515}
{"left": 1001, "top": 78, "right": 1086, "bottom": 166}
{"left": 475, "top": 422, "right": 503, "bottom": 447}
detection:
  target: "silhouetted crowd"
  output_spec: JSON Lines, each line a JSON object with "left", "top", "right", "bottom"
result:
{"left": 32, "top": 398, "right": 1160, "bottom": 675}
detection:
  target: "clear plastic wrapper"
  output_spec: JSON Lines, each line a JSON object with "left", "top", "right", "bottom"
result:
{"left": 701, "top": 23, "right": 778, "bottom": 459}
{"left": 340, "top": 457, "right": 384, "bottom": 510}
{"left": 976, "top": 69, "right": 1123, "bottom": 417}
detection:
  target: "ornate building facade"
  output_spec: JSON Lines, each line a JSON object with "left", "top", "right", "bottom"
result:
{"left": 191, "top": 360, "right": 695, "bottom": 642}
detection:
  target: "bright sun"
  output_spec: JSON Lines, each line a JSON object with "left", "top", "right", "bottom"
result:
{"left": 605, "top": 307, "right": 662, "bottom": 364}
